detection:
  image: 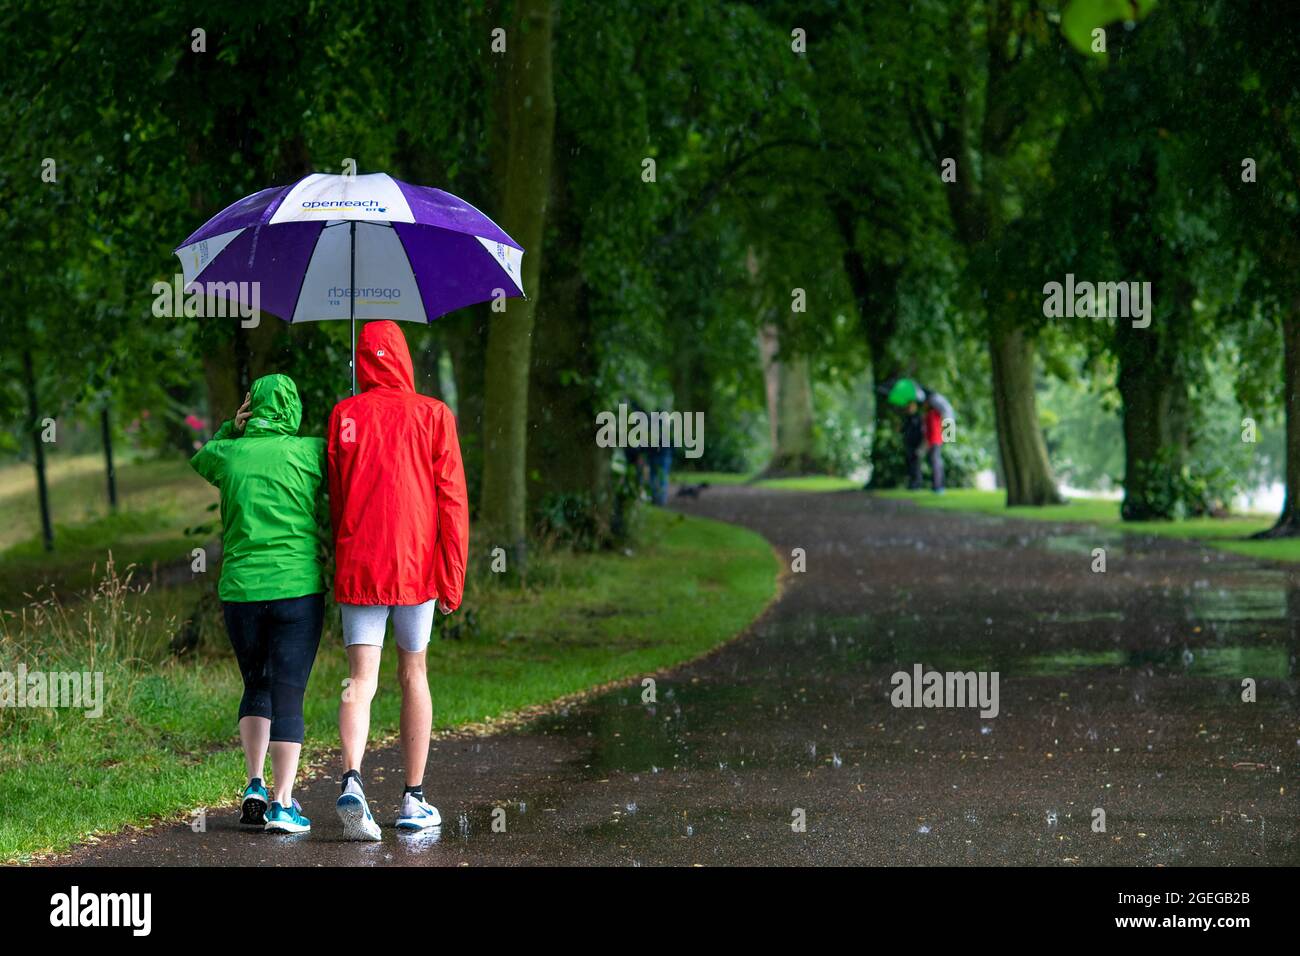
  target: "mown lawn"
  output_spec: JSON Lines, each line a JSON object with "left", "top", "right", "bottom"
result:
{"left": 0, "top": 454, "right": 216, "bottom": 608}
{"left": 874, "top": 488, "right": 1297, "bottom": 561}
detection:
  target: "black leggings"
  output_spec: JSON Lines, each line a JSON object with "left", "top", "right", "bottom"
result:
{"left": 221, "top": 593, "right": 324, "bottom": 744}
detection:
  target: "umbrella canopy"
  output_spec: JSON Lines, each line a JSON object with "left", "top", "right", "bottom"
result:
{"left": 174, "top": 172, "right": 525, "bottom": 391}
{"left": 886, "top": 378, "right": 922, "bottom": 407}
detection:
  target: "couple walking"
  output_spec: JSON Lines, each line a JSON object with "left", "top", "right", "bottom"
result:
{"left": 190, "top": 320, "right": 468, "bottom": 839}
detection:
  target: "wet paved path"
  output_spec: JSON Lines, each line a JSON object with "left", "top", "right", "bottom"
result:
{"left": 61, "top": 488, "right": 1299, "bottom": 866}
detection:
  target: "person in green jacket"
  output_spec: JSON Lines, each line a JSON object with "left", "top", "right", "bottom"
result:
{"left": 191, "top": 373, "right": 326, "bottom": 835}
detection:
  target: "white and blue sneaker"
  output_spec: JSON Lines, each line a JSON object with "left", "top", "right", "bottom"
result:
{"left": 336, "top": 775, "right": 382, "bottom": 841}
{"left": 265, "top": 799, "right": 311, "bottom": 834}
{"left": 239, "top": 779, "right": 269, "bottom": 827}
{"left": 395, "top": 792, "right": 442, "bottom": 831}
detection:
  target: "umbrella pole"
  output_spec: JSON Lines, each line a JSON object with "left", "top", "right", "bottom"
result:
{"left": 350, "top": 220, "right": 357, "bottom": 396}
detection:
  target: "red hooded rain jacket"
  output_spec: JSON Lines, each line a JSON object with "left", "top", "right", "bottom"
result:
{"left": 328, "top": 320, "right": 469, "bottom": 609}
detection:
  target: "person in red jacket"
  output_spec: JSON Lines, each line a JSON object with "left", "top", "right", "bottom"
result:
{"left": 327, "top": 320, "right": 468, "bottom": 839}
{"left": 919, "top": 385, "right": 954, "bottom": 494}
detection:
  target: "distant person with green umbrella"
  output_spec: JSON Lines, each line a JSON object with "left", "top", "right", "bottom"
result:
{"left": 887, "top": 378, "right": 925, "bottom": 490}
{"left": 887, "top": 378, "right": 954, "bottom": 493}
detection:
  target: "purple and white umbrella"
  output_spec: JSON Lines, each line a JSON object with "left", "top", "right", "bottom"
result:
{"left": 175, "top": 172, "right": 525, "bottom": 393}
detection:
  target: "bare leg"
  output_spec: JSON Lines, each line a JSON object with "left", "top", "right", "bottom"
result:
{"left": 397, "top": 648, "right": 431, "bottom": 787}
{"left": 239, "top": 715, "right": 270, "bottom": 782}
{"left": 339, "top": 645, "right": 382, "bottom": 774}
{"left": 269, "top": 741, "right": 301, "bottom": 806}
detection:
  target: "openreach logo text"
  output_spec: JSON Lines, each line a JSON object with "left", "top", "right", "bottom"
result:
{"left": 890, "top": 664, "right": 999, "bottom": 718}
{"left": 0, "top": 665, "right": 103, "bottom": 717}
{"left": 50, "top": 886, "right": 151, "bottom": 936}
{"left": 595, "top": 403, "right": 704, "bottom": 459}
{"left": 302, "top": 198, "right": 383, "bottom": 210}
{"left": 326, "top": 285, "right": 403, "bottom": 300}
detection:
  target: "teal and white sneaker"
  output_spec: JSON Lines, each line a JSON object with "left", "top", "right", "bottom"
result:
{"left": 265, "top": 799, "right": 311, "bottom": 834}
{"left": 336, "top": 775, "right": 382, "bottom": 841}
{"left": 395, "top": 792, "right": 442, "bottom": 831}
{"left": 239, "top": 779, "right": 269, "bottom": 827}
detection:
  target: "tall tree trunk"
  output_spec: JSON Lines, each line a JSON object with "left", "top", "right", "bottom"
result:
{"left": 760, "top": 325, "right": 818, "bottom": 476}
{"left": 759, "top": 323, "right": 780, "bottom": 455}
{"left": 989, "top": 325, "right": 1062, "bottom": 506}
{"left": 101, "top": 407, "right": 118, "bottom": 511}
{"left": 1116, "top": 343, "right": 1179, "bottom": 520}
{"left": 526, "top": 139, "right": 610, "bottom": 536}
{"left": 919, "top": 0, "right": 1059, "bottom": 506}
{"left": 1259, "top": 299, "right": 1300, "bottom": 537}
{"left": 831, "top": 201, "right": 903, "bottom": 486}
{"left": 22, "top": 348, "right": 54, "bottom": 552}
{"left": 670, "top": 351, "right": 715, "bottom": 467}
{"left": 1114, "top": 279, "right": 1191, "bottom": 521}
{"left": 862, "top": 289, "right": 903, "bottom": 488}
{"left": 479, "top": 0, "right": 555, "bottom": 565}
{"left": 444, "top": 309, "right": 488, "bottom": 513}
{"left": 201, "top": 319, "right": 255, "bottom": 433}
{"left": 1109, "top": 147, "right": 1195, "bottom": 521}
{"left": 528, "top": 279, "right": 610, "bottom": 531}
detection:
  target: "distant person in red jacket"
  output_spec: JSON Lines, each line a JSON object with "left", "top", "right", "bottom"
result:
{"left": 918, "top": 385, "right": 954, "bottom": 494}
{"left": 327, "top": 320, "right": 468, "bottom": 839}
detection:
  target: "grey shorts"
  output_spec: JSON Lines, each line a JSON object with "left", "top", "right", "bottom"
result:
{"left": 340, "top": 600, "right": 436, "bottom": 653}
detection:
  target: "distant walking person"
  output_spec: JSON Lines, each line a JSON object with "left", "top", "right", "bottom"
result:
{"left": 919, "top": 385, "right": 955, "bottom": 494}
{"left": 648, "top": 445, "right": 674, "bottom": 505}
{"left": 327, "top": 321, "right": 469, "bottom": 840}
{"left": 190, "top": 374, "right": 325, "bottom": 835}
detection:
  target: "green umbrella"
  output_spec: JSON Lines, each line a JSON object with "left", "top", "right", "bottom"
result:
{"left": 886, "top": 378, "right": 920, "bottom": 407}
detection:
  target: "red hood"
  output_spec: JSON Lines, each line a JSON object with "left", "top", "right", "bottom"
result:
{"left": 357, "top": 321, "right": 415, "bottom": 392}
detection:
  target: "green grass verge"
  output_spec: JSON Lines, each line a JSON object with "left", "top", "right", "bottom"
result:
{"left": 874, "top": 488, "right": 1296, "bottom": 561}
{"left": 0, "top": 455, "right": 217, "bottom": 608}
{"left": 0, "top": 507, "right": 777, "bottom": 862}
{"left": 676, "top": 471, "right": 859, "bottom": 492}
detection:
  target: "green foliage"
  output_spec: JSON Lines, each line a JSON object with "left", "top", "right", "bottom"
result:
{"left": 2, "top": 0, "right": 1299, "bottom": 539}
{"left": 1062, "top": 0, "right": 1160, "bottom": 57}
{"left": 814, "top": 407, "right": 869, "bottom": 478}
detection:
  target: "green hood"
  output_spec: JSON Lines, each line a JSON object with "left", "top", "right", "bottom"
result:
{"left": 243, "top": 374, "right": 302, "bottom": 436}
{"left": 190, "top": 370, "right": 325, "bottom": 602}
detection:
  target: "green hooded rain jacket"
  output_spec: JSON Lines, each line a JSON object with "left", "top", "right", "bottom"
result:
{"left": 190, "top": 374, "right": 326, "bottom": 602}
